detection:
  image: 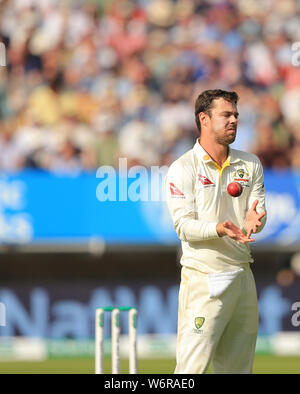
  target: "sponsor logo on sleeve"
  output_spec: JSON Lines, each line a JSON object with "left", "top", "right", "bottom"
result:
{"left": 169, "top": 182, "right": 185, "bottom": 198}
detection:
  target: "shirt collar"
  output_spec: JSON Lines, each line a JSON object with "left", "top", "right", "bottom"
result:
{"left": 227, "top": 147, "right": 242, "bottom": 164}
{"left": 193, "top": 138, "right": 242, "bottom": 164}
{"left": 193, "top": 139, "right": 213, "bottom": 163}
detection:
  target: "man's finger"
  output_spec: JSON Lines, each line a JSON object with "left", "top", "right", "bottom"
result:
{"left": 258, "top": 211, "right": 266, "bottom": 219}
{"left": 239, "top": 237, "right": 255, "bottom": 244}
{"left": 244, "top": 235, "right": 255, "bottom": 242}
{"left": 251, "top": 200, "right": 259, "bottom": 211}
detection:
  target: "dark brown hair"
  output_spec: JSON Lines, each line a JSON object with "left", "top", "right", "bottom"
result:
{"left": 195, "top": 89, "right": 239, "bottom": 132}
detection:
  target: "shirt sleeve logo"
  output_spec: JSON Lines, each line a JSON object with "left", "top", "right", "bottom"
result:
{"left": 169, "top": 182, "right": 184, "bottom": 197}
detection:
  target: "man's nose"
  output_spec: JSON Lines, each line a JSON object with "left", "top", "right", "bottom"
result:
{"left": 229, "top": 114, "right": 238, "bottom": 123}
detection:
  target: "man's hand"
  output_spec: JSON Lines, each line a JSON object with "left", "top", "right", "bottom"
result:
{"left": 244, "top": 200, "right": 266, "bottom": 238}
{"left": 217, "top": 221, "right": 255, "bottom": 244}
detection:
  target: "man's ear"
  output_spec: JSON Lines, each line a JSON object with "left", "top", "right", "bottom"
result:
{"left": 199, "top": 112, "right": 208, "bottom": 128}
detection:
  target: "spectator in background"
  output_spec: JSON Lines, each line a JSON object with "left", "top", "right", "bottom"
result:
{"left": 0, "top": 118, "right": 25, "bottom": 171}
{"left": 0, "top": 0, "right": 300, "bottom": 172}
{"left": 49, "top": 139, "right": 83, "bottom": 175}
{"left": 93, "top": 113, "right": 119, "bottom": 168}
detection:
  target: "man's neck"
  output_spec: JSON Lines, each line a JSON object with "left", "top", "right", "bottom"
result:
{"left": 198, "top": 138, "right": 229, "bottom": 167}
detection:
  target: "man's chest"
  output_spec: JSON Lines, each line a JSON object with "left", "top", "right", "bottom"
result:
{"left": 194, "top": 162, "right": 253, "bottom": 211}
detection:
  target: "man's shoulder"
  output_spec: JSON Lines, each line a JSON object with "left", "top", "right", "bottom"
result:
{"left": 168, "top": 148, "right": 195, "bottom": 171}
{"left": 231, "top": 148, "right": 261, "bottom": 166}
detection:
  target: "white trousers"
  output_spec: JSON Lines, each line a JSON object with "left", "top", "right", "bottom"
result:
{"left": 175, "top": 263, "right": 258, "bottom": 374}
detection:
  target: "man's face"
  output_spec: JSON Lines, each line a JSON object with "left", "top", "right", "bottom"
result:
{"left": 204, "top": 98, "right": 239, "bottom": 146}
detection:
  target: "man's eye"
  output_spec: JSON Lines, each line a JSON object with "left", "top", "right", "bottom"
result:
{"left": 223, "top": 114, "right": 238, "bottom": 118}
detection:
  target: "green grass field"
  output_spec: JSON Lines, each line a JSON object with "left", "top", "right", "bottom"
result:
{"left": 0, "top": 355, "right": 299, "bottom": 374}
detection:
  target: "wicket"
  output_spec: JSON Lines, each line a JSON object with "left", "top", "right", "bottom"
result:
{"left": 95, "top": 306, "right": 138, "bottom": 374}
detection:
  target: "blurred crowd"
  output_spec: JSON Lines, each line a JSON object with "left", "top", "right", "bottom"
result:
{"left": 0, "top": 0, "right": 300, "bottom": 174}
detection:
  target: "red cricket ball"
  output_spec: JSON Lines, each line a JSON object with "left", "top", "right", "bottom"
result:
{"left": 227, "top": 182, "right": 243, "bottom": 197}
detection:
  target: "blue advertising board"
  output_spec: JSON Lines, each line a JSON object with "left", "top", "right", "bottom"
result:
{"left": 0, "top": 169, "right": 299, "bottom": 247}
{"left": 0, "top": 279, "right": 299, "bottom": 339}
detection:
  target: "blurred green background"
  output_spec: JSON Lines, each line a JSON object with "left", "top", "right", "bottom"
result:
{"left": 1, "top": 355, "right": 300, "bottom": 374}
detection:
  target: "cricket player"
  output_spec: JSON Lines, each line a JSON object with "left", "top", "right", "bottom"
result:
{"left": 165, "top": 89, "right": 267, "bottom": 374}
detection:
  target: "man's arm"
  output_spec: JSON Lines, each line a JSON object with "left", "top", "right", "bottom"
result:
{"left": 243, "top": 157, "right": 267, "bottom": 238}
{"left": 165, "top": 161, "right": 219, "bottom": 242}
{"left": 165, "top": 161, "right": 254, "bottom": 244}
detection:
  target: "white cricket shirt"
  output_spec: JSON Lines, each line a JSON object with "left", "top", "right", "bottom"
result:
{"left": 165, "top": 139, "right": 267, "bottom": 273}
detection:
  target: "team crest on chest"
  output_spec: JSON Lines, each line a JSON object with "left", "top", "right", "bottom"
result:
{"left": 233, "top": 168, "right": 250, "bottom": 187}
{"left": 237, "top": 169, "right": 245, "bottom": 178}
